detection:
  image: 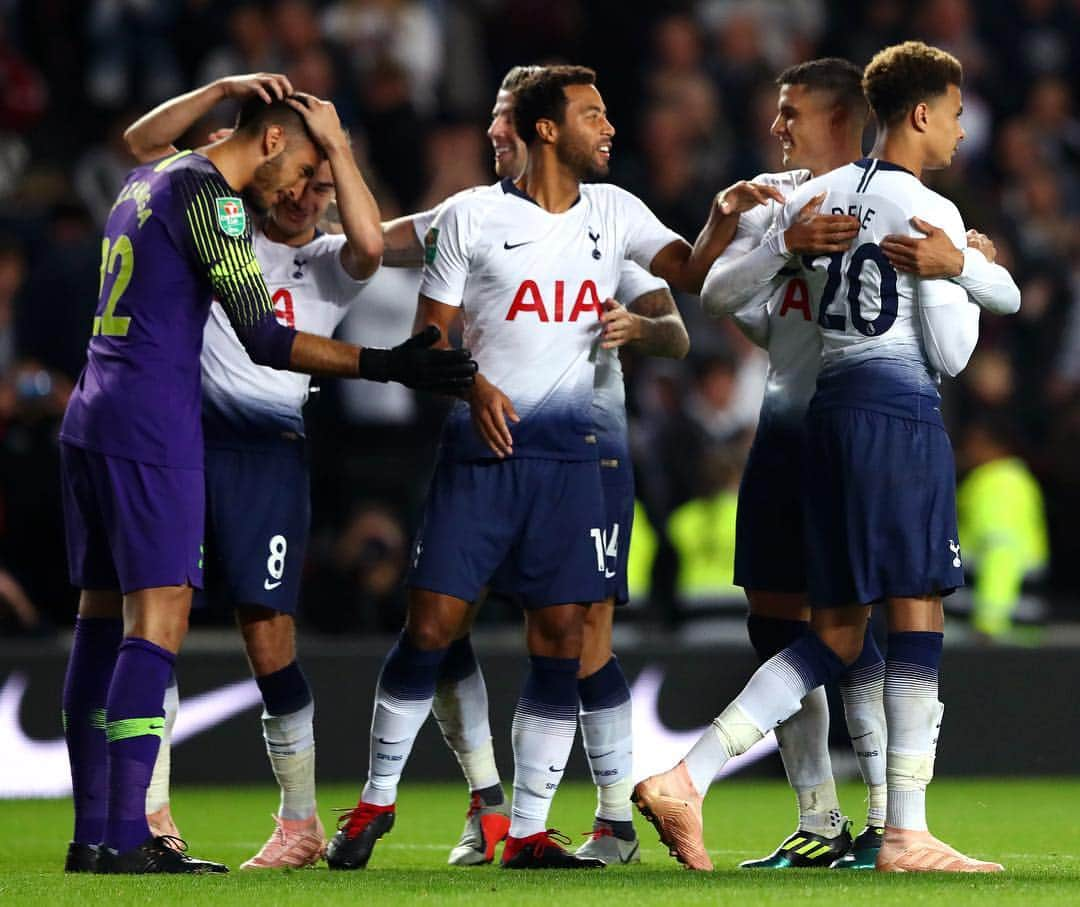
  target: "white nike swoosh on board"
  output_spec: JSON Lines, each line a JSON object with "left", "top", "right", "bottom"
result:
{"left": 264, "top": 579, "right": 282, "bottom": 590}
{"left": 629, "top": 665, "right": 777, "bottom": 783}
{"left": 0, "top": 671, "right": 262, "bottom": 798}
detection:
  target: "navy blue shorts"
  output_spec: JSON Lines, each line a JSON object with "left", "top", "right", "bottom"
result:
{"left": 408, "top": 457, "right": 606, "bottom": 608}
{"left": 203, "top": 442, "right": 310, "bottom": 613}
{"left": 60, "top": 442, "right": 204, "bottom": 594}
{"left": 600, "top": 458, "right": 635, "bottom": 606}
{"left": 803, "top": 405, "right": 964, "bottom": 607}
{"left": 734, "top": 421, "right": 806, "bottom": 594}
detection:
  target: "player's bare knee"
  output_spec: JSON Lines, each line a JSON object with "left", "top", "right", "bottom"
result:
{"left": 405, "top": 589, "right": 468, "bottom": 650}
{"left": 238, "top": 606, "right": 296, "bottom": 675}
{"left": 887, "top": 596, "right": 944, "bottom": 633}
{"left": 579, "top": 600, "right": 614, "bottom": 677}
{"left": 124, "top": 585, "right": 192, "bottom": 652}
{"left": 78, "top": 588, "right": 122, "bottom": 619}
{"left": 526, "top": 603, "right": 586, "bottom": 659}
{"left": 746, "top": 590, "right": 809, "bottom": 622}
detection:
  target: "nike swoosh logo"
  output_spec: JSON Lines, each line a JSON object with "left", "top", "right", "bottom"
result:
{"left": 377, "top": 737, "right": 400, "bottom": 745}
{"left": 589, "top": 750, "right": 616, "bottom": 759}
{"left": 629, "top": 665, "right": 777, "bottom": 782}
{"left": 263, "top": 579, "right": 282, "bottom": 590}
{"left": 851, "top": 732, "right": 873, "bottom": 741}
{"left": 0, "top": 671, "right": 262, "bottom": 797}
{"left": 548, "top": 765, "right": 565, "bottom": 773}
{"left": 604, "top": 570, "right": 616, "bottom": 579}
{"left": 503, "top": 240, "right": 533, "bottom": 250}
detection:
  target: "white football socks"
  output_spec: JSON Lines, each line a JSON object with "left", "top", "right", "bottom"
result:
{"left": 776, "top": 687, "right": 843, "bottom": 836}
{"left": 580, "top": 697, "right": 634, "bottom": 823}
{"left": 263, "top": 700, "right": 317, "bottom": 820}
{"left": 884, "top": 666, "right": 941, "bottom": 831}
{"left": 363, "top": 686, "right": 434, "bottom": 807}
{"left": 840, "top": 660, "right": 888, "bottom": 827}
{"left": 509, "top": 705, "right": 577, "bottom": 838}
{"left": 432, "top": 664, "right": 501, "bottom": 793}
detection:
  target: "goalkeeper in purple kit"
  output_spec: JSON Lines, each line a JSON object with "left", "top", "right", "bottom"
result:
{"left": 58, "top": 87, "right": 475, "bottom": 874}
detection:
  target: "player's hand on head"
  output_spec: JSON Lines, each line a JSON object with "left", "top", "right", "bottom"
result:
{"left": 360, "top": 326, "right": 478, "bottom": 393}
{"left": 467, "top": 373, "right": 519, "bottom": 459}
{"left": 784, "top": 193, "right": 859, "bottom": 255}
{"left": 716, "top": 180, "right": 786, "bottom": 215}
{"left": 965, "top": 228, "right": 997, "bottom": 263}
{"left": 218, "top": 73, "right": 294, "bottom": 104}
{"left": 600, "top": 298, "right": 640, "bottom": 350}
{"left": 285, "top": 93, "right": 347, "bottom": 152}
{"left": 880, "top": 216, "right": 963, "bottom": 278}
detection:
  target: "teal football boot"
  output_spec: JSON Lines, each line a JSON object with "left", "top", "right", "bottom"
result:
{"left": 830, "top": 825, "right": 884, "bottom": 869}
{"left": 740, "top": 820, "right": 853, "bottom": 869}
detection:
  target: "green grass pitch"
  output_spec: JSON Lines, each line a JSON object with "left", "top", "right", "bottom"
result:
{"left": 2, "top": 779, "right": 1078, "bottom": 905}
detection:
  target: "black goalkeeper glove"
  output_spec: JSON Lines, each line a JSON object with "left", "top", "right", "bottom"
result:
{"left": 358, "top": 325, "right": 477, "bottom": 392}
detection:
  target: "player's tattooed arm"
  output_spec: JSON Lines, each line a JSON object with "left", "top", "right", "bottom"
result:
{"left": 381, "top": 216, "right": 426, "bottom": 268}
{"left": 124, "top": 73, "right": 294, "bottom": 163}
{"left": 600, "top": 288, "right": 689, "bottom": 358}
{"left": 286, "top": 94, "right": 383, "bottom": 279}
{"left": 650, "top": 181, "right": 786, "bottom": 295}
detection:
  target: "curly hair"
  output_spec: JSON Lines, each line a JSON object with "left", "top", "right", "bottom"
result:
{"left": 863, "top": 41, "right": 963, "bottom": 126}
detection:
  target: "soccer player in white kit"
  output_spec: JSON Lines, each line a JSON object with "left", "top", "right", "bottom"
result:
{"left": 381, "top": 65, "right": 690, "bottom": 867}
{"left": 635, "top": 42, "right": 1015, "bottom": 873}
{"left": 696, "top": 59, "right": 1019, "bottom": 871}
{"left": 123, "top": 73, "right": 385, "bottom": 868}
{"left": 327, "top": 65, "right": 768, "bottom": 870}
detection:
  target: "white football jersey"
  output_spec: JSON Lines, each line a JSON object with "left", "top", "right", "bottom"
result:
{"left": 708, "top": 169, "right": 819, "bottom": 430}
{"left": 775, "top": 158, "right": 970, "bottom": 393}
{"left": 420, "top": 179, "right": 681, "bottom": 460}
{"left": 413, "top": 203, "right": 668, "bottom": 461}
{"left": 201, "top": 228, "right": 368, "bottom": 442}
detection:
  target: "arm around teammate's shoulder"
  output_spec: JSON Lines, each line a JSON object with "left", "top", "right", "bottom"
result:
{"left": 648, "top": 180, "right": 786, "bottom": 295}
{"left": 954, "top": 239, "right": 1021, "bottom": 316}
{"left": 881, "top": 216, "right": 1020, "bottom": 316}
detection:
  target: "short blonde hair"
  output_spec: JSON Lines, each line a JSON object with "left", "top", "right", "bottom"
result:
{"left": 863, "top": 41, "right": 962, "bottom": 125}
{"left": 500, "top": 65, "right": 545, "bottom": 95}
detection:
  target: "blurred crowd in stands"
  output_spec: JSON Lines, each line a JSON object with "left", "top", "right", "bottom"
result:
{"left": 0, "top": 0, "right": 1077, "bottom": 639}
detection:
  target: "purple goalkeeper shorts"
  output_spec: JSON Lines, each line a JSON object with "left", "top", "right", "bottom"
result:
{"left": 60, "top": 442, "right": 205, "bottom": 594}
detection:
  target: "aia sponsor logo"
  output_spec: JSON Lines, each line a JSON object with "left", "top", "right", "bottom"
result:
{"left": 506, "top": 279, "right": 603, "bottom": 322}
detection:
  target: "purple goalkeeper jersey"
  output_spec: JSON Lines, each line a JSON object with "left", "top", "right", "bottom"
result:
{"left": 60, "top": 151, "right": 295, "bottom": 468}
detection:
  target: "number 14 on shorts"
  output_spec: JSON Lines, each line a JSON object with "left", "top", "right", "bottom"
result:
{"left": 264, "top": 534, "right": 288, "bottom": 590}
{"left": 590, "top": 524, "right": 619, "bottom": 578}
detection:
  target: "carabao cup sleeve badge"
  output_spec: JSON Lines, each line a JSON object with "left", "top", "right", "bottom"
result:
{"left": 216, "top": 197, "right": 247, "bottom": 237}
{"left": 424, "top": 226, "right": 440, "bottom": 265}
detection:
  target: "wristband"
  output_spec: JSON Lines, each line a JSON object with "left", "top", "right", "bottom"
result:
{"left": 358, "top": 347, "right": 390, "bottom": 382}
